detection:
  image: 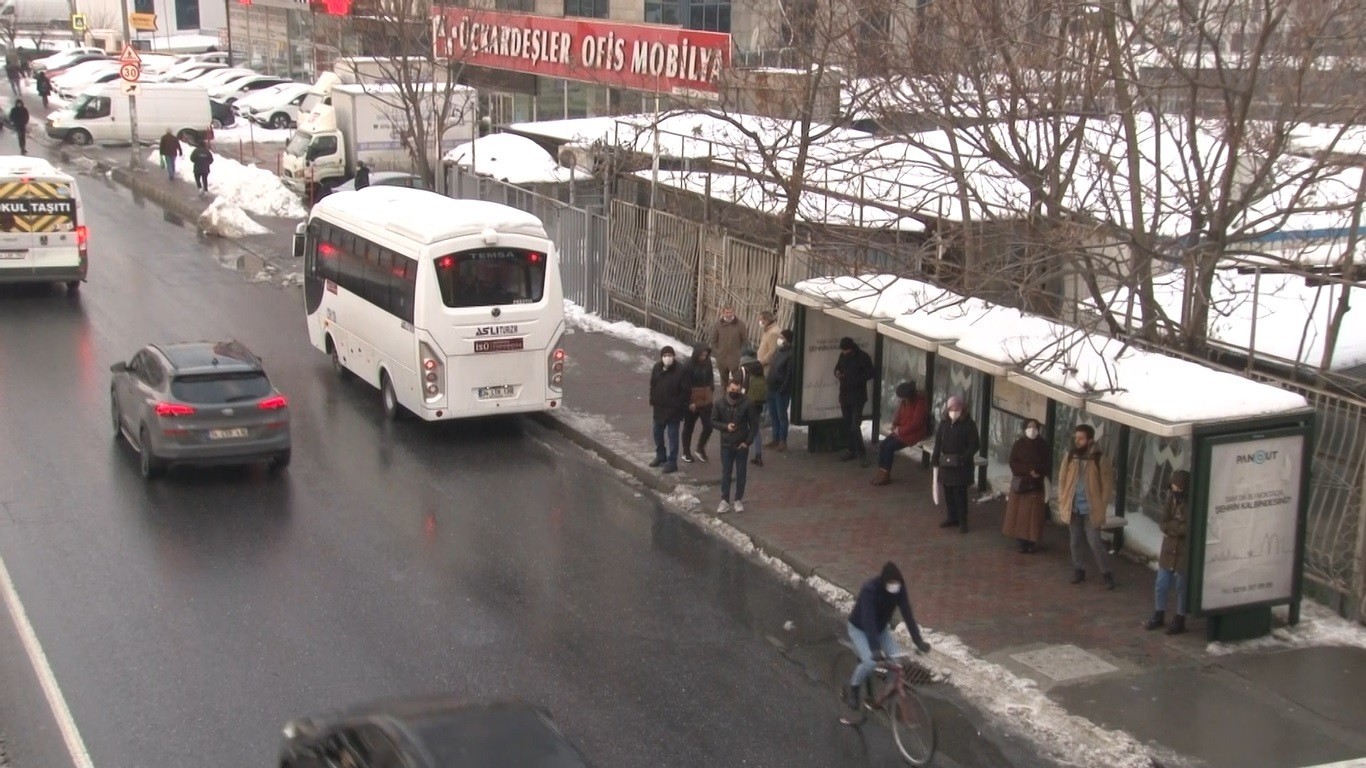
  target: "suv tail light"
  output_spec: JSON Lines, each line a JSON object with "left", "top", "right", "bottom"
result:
{"left": 420, "top": 342, "right": 443, "bottom": 402}
{"left": 547, "top": 347, "right": 565, "bottom": 392}
{"left": 257, "top": 395, "right": 288, "bottom": 410}
{"left": 154, "top": 402, "right": 196, "bottom": 417}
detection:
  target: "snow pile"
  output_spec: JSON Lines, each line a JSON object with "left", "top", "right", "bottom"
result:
{"left": 149, "top": 144, "right": 307, "bottom": 219}
{"left": 445, "top": 133, "right": 575, "bottom": 185}
{"left": 199, "top": 197, "right": 268, "bottom": 238}
{"left": 564, "top": 300, "right": 692, "bottom": 355}
{"left": 1207, "top": 601, "right": 1366, "bottom": 656}
{"left": 213, "top": 123, "right": 294, "bottom": 144}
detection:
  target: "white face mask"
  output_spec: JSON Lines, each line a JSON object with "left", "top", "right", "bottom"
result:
{"left": 886, "top": 582, "right": 902, "bottom": 594}
{"left": 776, "top": 338, "right": 786, "bottom": 347}
{"left": 948, "top": 410, "right": 961, "bottom": 421}
{"left": 1026, "top": 427, "right": 1039, "bottom": 439}
{"left": 661, "top": 355, "right": 674, "bottom": 366}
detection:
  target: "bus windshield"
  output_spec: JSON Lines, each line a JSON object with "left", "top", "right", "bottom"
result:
{"left": 435, "top": 248, "right": 546, "bottom": 308}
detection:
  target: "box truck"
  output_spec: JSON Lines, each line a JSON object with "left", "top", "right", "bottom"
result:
{"left": 280, "top": 82, "right": 475, "bottom": 194}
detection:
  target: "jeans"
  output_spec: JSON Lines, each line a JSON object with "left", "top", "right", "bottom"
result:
{"left": 682, "top": 406, "right": 713, "bottom": 453}
{"left": 847, "top": 622, "right": 901, "bottom": 688}
{"left": 841, "top": 400, "right": 866, "bottom": 457}
{"left": 768, "top": 392, "right": 791, "bottom": 443}
{"left": 164, "top": 154, "right": 177, "bottom": 181}
{"left": 652, "top": 419, "right": 680, "bottom": 467}
{"left": 720, "top": 443, "right": 748, "bottom": 501}
{"left": 877, "top": 435, "right": 907, "bottom": 470}
{"left": 1069, "top": 513, "right": 1112, "bottom": 573}
{"left": 1155, "top": 567, "right": 1187, "bottom": 615}
{"left": 942, "top": 483, "right": 969, "bottom": 525}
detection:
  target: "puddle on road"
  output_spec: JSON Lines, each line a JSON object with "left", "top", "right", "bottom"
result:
{"left": 646, "top": 504, "right": 1040, "bottom": 768}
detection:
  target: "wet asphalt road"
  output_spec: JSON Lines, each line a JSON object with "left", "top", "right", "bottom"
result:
{"left": 0, "top": 158, "right": 1006, "bottom": 768}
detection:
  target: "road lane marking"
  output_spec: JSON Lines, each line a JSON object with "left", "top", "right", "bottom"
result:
{"left": 0, "top": 554, "right": 94, "bottom": 768}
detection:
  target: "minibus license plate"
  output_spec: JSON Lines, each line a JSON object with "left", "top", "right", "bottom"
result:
{"left": 478, "top": 385, "right": 515, "bottom": 400}
{"left": 474, "top": 338, "right": 523, "bottom": 353}
{"left": 208, "top": 428, "right": 249, "bottom": 440}
{"left": 0, "top": 250, "right": 27, "bottom": 260}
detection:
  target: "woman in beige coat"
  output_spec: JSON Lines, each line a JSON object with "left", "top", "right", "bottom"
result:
{"left": 1003, "top": 419, "right": 1051, "bottom": 553}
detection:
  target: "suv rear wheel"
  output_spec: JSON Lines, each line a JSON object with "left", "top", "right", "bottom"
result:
{"left": 139, "top": 427, "right": 163, "bottom": 480}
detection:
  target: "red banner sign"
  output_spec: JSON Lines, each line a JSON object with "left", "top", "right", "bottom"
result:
{"left": 432, "top": 9, "right": 731, "bottom": 96}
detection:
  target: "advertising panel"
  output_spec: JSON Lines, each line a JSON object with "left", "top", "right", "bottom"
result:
{"left": 1200, "top": 432, "right": 1305, "bottom": 611}
{"left": 431, "top": 8, "right": 731, "bottom": 95}
{"left": 798, "top": 311, "right": 876, "bottom": 423}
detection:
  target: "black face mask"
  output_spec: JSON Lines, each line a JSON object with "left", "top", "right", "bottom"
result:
{"left": 727, "top": 391, "right": 742, "bottom": 401}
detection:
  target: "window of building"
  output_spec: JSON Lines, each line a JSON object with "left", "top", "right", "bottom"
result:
{"left": 495, "top": 0, "right": 535, "bottom": 10}
{"left": 644, "top": 0, "right": 730, "bottom": 31}
{"left": 175, "top": 0, "right": 199, "bottom": 30}
{"left": 564, "top": 0, "right": 608, "bottom": 17}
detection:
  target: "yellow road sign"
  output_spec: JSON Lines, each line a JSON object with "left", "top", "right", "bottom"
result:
{"left": 70, "top": 13, "right": 86, "bottom": 31}
{"left": 129, "top": 12, "right": 157, "bottom": 31}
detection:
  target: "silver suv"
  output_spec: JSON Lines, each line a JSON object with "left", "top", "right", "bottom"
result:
{"left": 110, "top": 341, "right": 292, "bottom": 480}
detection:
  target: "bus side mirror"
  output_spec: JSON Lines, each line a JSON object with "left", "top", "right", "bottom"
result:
{"left": 292, "top": 222, "right": 306, "bottom": 259}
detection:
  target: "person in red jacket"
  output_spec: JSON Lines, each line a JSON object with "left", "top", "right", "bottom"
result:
{"left": 872, "top": 381, "right": 929, "bottom": 486}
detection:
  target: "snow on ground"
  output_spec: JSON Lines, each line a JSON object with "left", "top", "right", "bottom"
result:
{"left": 214, "top": 123, "right": 293, "bottom": 144}
{"left": 445, "top": 133, "right": 575, "bottom": 185}
{"left": 199, "top": 197, "right": 268, "bottom": 238}
{"left": 149, "top": 143, "right": 306, "bottom": 220}
{"left": 565, "top": 300, "right": 692, "bottom": 356}
{"left": 1207, "top": 600, "right": 1366, "bottom": 655}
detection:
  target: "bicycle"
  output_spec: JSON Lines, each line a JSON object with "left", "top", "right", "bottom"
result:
{"left": 837, "top": 643, "right": 939, "bottom": 766}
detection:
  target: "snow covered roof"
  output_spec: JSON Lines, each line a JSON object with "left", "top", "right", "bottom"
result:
{"left": 1101, "top": 268, "right": 1366, "bottom": 372}
{"left": 634, "top": 170, "right": 926, "bottom": 232}
{"left": 444, "top": 133, "right": 575, "bottom": 185}
{"left": 0, "top": 156, "right": 69, "bottom": 179}
{"left": 314, "top": 187, "right": 547, "bottom": 244}
{"left": 782, "top": 274, "right": 1311, "bottom": 433}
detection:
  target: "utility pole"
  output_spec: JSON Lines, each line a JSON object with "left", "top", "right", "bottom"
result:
{"left": 118, "top": 0, "right": 139, "bottom": 169}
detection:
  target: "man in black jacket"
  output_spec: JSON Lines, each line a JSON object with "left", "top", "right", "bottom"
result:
{"left": 834, "top": 337, "right": 875, "bottom": 466}
{"left": 8, "top": 100, "right": 28, "bottom": 155}
{"left": 649, "top": 345, "right": 690, "bottom": 473}
{"left": 765, "top": 329, "right": 794, "bottom": 452}
{"left": 711, "top": 375, "right": 758, "bottom": 514}
{"left": 842, "top": 561, "right": 931, "bottom": 721}
{"left": 931, "top": 395, "right": 981, "bottom": 532}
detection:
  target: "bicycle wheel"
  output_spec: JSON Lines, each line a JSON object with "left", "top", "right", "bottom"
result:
{"left": 887, "top": 688, "right": 936, "bottom": 765}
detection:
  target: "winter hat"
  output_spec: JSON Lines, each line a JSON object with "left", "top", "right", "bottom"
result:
{"left": 660, "top": 345, "right": 676, "bottom": 358}
{"left": 1171, "top": 469, "right": 1191, "bottom": 492}
{"left": 839, "top": 336, "right": 856, "bottom": 351}
{"left": 880, "top": 561, "right": 904, "bottom": 584}
{"left": 947, "top": 395, "right": 964, "bottom": 410}
{"left": 895, "top": 381, "right": 916, "bottom": 400}
{"left": 780, "top": 329, "right": 794, "bottom": 343}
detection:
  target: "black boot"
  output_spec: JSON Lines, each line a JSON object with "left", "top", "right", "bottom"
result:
{"left": 1103, "top": 572, "right": 1117, "bottom": 591}
{"left": 1070, "top": 569, "right": 1086, "bottom": 584}
{"left": 845, "top": 684, "right": 862, "bottom": 710}
{"left": 1166, "top": 615, "right": 1187, "bottom": 635}
{"left": 1144, "top": 610, "right": 1165, "bottom": 630}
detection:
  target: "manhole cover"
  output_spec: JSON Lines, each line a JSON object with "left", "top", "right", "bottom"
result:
{"left": 1010, "top": 644, "right": 1119, "bottom": 682}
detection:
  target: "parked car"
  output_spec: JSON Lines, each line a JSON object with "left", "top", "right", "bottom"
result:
{"left": 37, "top": 52, "right": 107, "bottom": 78}
{"left": 240, "top": 83, "right": 310, "bottom": 129}
{"left": 186, "top": 68, "right": 256, "bottom": 89}
{"left": 172, "top": 51, "right": 230, "bottom": 66}
{"left": 48, "top": 82, "right": 211, "bottom": 146}
{"left": 279, "top": 699, "right": 592, "bottom": 768}
{"left": 156, "top": 61, "right": 226, "bottom": 83}
{"left": 210, "top": 97, "right": 236, "bottom": 129}
{"left": 51, "top": 60, "right": 118, "bottom": 98}
{"left": 329, "top": 171, "right": 427, "bottom": 195}
{"left": 31, "top": 47, "right": 105, "bottom": 73}
{"left": 207, "top": 74, "right": 288, "bottom": 105}
{"left": 110, "top": 340, "right": 292, "bottom": 480}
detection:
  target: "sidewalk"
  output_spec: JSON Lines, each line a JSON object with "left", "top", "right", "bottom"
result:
{"left": 552, "top": 315, "right": 1366, "bottom": 768}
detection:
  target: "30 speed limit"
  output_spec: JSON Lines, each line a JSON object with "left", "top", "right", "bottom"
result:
{"left": 119, "top": 62, "right": 140, "bottom": 82}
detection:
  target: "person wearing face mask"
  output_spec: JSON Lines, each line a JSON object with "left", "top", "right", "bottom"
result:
{"left": 872, "top": 381, "right": 929, "bottom": 486}
{"left": 765, "top": 329, "right": 795, "bottom": 452}
{"left": 648, "top": 345, "right": 691, "bottom": 473}
{"left": 841, "top": 561, "right": 931, "bottom": 722}
{"left": 931, "top": 395, "right": 980, "bottom": 532}
{"left": 1146, "top": 470, "right": 1192, "bottom": 634}
{"left": 681, "top": 344, "right": 716, "bottom": 464}
{"left": 834, "top": 337, "right": 876, "bottom": 466}
{"left": 1002, "top": 419, "right": 1052, "bottom": 553}
{"left": 1057, "top": 424, "right": 1117, "bottom": 589}
{"left": 711, "top": 375, "right": 759, "bottom": 513}
{"left": 755, "top": 309, "right": 781, "bottom": 375}
{"left": 710, "top": 305, "right": 749, "bottom": 393}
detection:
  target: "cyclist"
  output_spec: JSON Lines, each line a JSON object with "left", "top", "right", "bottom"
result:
{"left": 843, "top": 561, "right": 931, "bottom": 723}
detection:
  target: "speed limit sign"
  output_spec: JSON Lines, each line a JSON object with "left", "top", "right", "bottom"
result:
{"left": 119, "top": 62, "right": 141, "bottom": 82}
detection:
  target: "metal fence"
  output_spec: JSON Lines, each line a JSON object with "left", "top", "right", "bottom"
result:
{"left": 444, "top": 166, "right": 610, "bottom": 316}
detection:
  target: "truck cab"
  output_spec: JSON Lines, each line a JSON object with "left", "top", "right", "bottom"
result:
{"left": 282, "top": 107, "right": 345, "bottom": 193}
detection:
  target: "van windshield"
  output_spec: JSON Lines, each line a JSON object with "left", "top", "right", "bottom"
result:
{"left": 286, "top": 131, "right": 312, "bottom": 156}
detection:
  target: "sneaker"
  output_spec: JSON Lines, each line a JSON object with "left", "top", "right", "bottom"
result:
{"left": 696, "top": 448, "right": 709, "bottom": 462}
{"left": 649, "top": 458, "right": 664, "bottom": 468}
{"left": 681, "top": 453, "right": 695, "bottom": 464}
{"left": 733, "top": 500, "right": 745, "bottom": 513}
{"left": 716, "top": 500, "right": 731, "bottom": 515}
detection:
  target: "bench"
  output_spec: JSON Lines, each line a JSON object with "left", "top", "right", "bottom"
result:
{"left": 900, "top": 438, "right": 988, "bottom": 469}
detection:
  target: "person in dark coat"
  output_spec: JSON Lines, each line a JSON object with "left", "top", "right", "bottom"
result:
{"left": 159, "top": 130, "right": 181, "bottom": 181}
{"left": 649, "top": 345, "right": 690, "bottom": 473}
{"left": 681, "top": 344, "right": 716, "bottom": 464}
{"left": 841, "top": 561, "right": 931, "bottom": 722}
{"left": 1146, "top": 469, "right": 1191, "bottom": 634}
{"left": 931, "top": 394, "right": 980, "bottom": 532}
{"left": 740, "top": 352, "right": 767, "bottom": 467}
{"left": 354, "top": 161, "right": 371, "bottom": 190}
{"left": 190, "top": 142, "right": 214, "bottom": 194}
{"left": 873, "top": 381, "right": 929, "bottom": 486}
{"left": 834, "top": 336, "right": 875, "bottom": 466}
{"left": 711, "top": 374, "right": 758, "bottom": 514}
{"left": 35, "top": 71, "right": 51, "bottom": 109}
{"left": 7, "top": 101, "right": 28, "bottom": 155}
{"left": 1002, "top": 418, "right": 1052, "bottom": 552}
{"left": 765, "top": 329, "right": 794, "bottom": 452}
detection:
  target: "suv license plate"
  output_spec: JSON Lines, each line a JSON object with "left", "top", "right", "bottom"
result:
{"left": 208, "top": 428, "right": 249, "bottom": 440}
{"left": 478, "top": 385, "right": 515, "bottom": 400}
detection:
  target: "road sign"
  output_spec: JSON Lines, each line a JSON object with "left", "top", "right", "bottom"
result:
{"left": 70, "top": 13, "right": 86, "bottom": 31}
{"left": 120, "top": 81, "right": 139, "bottom": 96}
{"left": 119, "top": 62, "right": 141, "bottom": 82}
{"left": 119, "top": 43, "right": 141, "bottom": 65}
{"left": 129, "top": 12, "right": 157, "bottom": 31}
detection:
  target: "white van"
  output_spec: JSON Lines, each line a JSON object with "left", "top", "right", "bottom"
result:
{"left": 45, "top": 83, "right": 211, "bottom": 147}
{"left": 0, "top": 156, "right": 87, "bottom": 292}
